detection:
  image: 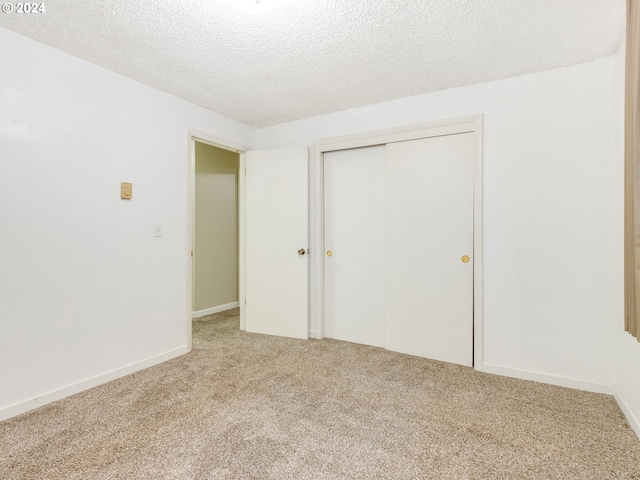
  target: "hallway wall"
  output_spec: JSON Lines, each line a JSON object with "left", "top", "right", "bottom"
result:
{"left": 194, "top": 143, "right": 239, "bottom": 314}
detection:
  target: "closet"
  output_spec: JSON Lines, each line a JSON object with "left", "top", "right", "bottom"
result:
{"left": 323, "top": 132, "right": 475, "bottom": 366}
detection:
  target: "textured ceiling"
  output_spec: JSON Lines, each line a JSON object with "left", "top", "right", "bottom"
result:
{"left": 0, "top": 0, "right": 625, "bottom": 127}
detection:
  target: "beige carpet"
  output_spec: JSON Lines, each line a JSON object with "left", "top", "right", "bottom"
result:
{"left": 2, "top": 309, "right": 640, "bottom": 479}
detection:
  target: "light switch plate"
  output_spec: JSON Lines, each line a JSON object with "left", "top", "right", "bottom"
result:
{"left": 153, "top": 224, "right": 163, "bottom": 237}
{"left": 121, "top": 182, "right": 132, "bottom": 199}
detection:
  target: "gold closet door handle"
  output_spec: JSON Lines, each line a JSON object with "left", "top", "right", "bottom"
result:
{"left": 326, "top": 250, "right": 333, "bottom": 257}
{"left": 461, "top": 255, "right": 470, "bottom": 263}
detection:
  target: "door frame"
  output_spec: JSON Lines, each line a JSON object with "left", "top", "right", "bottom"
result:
{"left": 313, "top": 115, "right": 485, "bottom": 369}
{"left": 186, "top": 128, "right": 249, "bottom": 351}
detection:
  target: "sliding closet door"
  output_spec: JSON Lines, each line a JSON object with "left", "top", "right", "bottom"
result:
{"left": 385, "top": 133, "right": 474, "bottom": 366}
{"left": 324, "top": 145, "right": 386, "bottom": 347}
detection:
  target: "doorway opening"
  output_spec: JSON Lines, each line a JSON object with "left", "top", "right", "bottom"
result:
{"left": 187, "top": 131, "right": 248, "bottom": 351}
{"left": 192, "top": 141, "right": 240, "bottom": 318}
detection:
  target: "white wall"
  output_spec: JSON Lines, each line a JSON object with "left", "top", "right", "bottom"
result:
{"left": 613, "top": 35, "right": 640, "bottom": 438}
{"left": 257, "top": 57, "right": 621, "bottom": 393}
{"left": 0, "top": 28, "right": 255, "bottom": 419}
{"left": 617, "top": 334, "right": 640, "bottom": 435}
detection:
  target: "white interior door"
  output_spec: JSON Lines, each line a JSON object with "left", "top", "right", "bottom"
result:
{"left": 245, "top": 146, "right": 309, "bottom": 339}
{"left": 324, "top": 145, "right": 386, "bottom": 347}
{"left": 385, "top": 133, "right": 474, "bottom": 366}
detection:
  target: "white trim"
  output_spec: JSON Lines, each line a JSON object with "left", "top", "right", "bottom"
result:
{"left": 313, "top": 141, "right": 325, "bottom": 339}
{"left": 193, "top": 301, "right": 240, "bottom": 318}
{"left": 239, "top": 153, "right": 246, "bottom": 331}
{"left": 186, "top": 134, "right": 195, "bottom": 352}
{"left": 0, "top": 346, "right": 189, "bottom": 422}
{"left": 188, "top": 129, "right": 248, "bottom": 154}
{"left": 313, "top": 115, "right": 484, "bottom": 369}
{"left": 472, "top": 117, "right": 484, "bottom": 371}
{"left": 317, "top": 120, "right": 478, "bottom": 153}
{"left": 614, "top": 385, "right": 640, "bottom": 439}
{"left": 187, "top": 129, "right": 250, "bottom": 340}
{"left": 186, "top": 137, "right": 196, "bottom": 352}
{"left": 482, "top": 362, "right": 615, "bottom": 395}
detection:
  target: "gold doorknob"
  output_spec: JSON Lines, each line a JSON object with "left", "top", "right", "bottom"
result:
{"left": 326, "top": 250, "right": 333, "bottom": 257}
{"left": 461, "top": 255, "right": 470, "bottom": 263}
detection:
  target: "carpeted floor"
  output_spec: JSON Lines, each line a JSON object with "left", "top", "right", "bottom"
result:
{"left": 2, "top": 308, "right": 640, "bottom": 479}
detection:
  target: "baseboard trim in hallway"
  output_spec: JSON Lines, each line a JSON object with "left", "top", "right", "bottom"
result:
{"left": 193, "top": 302, "right": 239, "bottom": 318}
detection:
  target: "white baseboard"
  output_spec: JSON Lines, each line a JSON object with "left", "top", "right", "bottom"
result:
{"left": 193, "top": 301, "right": 239, "bottom": 318}
{"left": 482, "top": 362, "right": 615, "bottom": 395}
{"left": 0, "top": 345, "right": 189, "bottom": 422}
{"left": 614, "top": 385, "right": 640, "bottom": 439}
{"left": 309, "top": 329, "right": 316, "bottom": 339}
